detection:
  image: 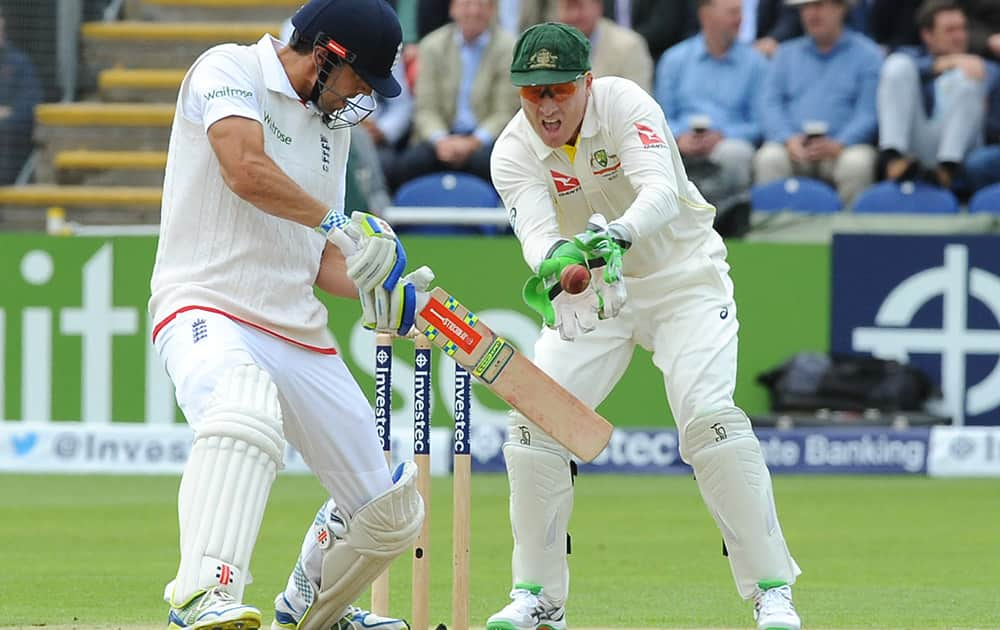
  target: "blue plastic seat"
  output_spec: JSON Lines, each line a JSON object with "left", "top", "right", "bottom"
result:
{"left": 852, "top": 180, "right": 959, "bottom": 214}
{"left": 394, "top": 171, "right": 499, "bottom": 207}
{"left": 750, "top": 177, "right": 842, "bottom": 213}
{"left": 392, "top": 171, "right": 502, "bottom": 234}
{"left": 968, "top": 182, "right": 1000, "bottom": 213}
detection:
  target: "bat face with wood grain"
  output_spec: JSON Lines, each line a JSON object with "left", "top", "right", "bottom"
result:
{"left": 415, "top": 286, "right": 613, "bottom": 462}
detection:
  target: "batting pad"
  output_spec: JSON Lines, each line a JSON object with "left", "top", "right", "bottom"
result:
{"left": 504, "top": 415, "right": 573, "bottom": 606}
{"left": 682, "top": 408, "right": 801, "bottom": 599}
{"left": 171, "top": 364, "right": 286, "bottom": 605}
{"left": 298, "top": 461, "right": 424, "bottom": 630}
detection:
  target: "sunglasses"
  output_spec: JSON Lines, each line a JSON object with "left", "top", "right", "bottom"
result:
{"left": 519, "top": 81, "right": 579, "bottom": 104}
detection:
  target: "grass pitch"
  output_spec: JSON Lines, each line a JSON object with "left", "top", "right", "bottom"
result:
{"left": 0, "top": 474, "right": 997, "bottom": 629}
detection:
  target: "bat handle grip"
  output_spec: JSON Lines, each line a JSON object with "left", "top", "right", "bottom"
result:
{"left": 325, "top": 226, "right": 358, "bottom": 257}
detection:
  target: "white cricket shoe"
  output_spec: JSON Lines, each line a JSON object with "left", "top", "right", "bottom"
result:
{"left": 753, "top": 582, "right": 800, "bottom": 630}
{"left": 272, "top": 596, "right": 409, "bottom": 630}
{"left": 168, "top": 587, "right": 262, "bottom": 630}
{"left": 486, "top": 583, "right": 566, "bottom": 630}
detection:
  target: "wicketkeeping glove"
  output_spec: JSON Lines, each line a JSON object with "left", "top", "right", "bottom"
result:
{"left": 523, "top": 240, "right": 600, "bottom": 341}
{"left": 551, "top": 289, "right": 600, "bottom": 341}
{"left": 317, "top": 210, "right": 407, "bottom": 292}
{"left": 361, "top": 266, "right": 435, "bottom": 336}
{"left": 573, "top": 213, "right": 631, "bottom": 320}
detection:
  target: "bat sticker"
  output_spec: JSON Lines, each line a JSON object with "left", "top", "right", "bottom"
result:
{"left": 473, "top": 338, "right": 515, "bottom": 384}
{"left": 419, "top": 297, "right": 483, "bottom": 354}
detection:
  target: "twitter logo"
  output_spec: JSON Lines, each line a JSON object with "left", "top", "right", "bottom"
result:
{"left": 12, "top": 433, "right": 38, "bottom": 456}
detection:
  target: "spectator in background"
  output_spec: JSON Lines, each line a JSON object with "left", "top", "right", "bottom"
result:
{"left": 877, "top": 0, "right": 998, "bottom": 190}
{"left": 959, "top": 0, "right": 1000, "bottom": 61}
{"left": 421, "top": 0, "right": 562, "bottom": 38}
{"left": 755, "top": 0, "right": 881, "bottom": 204}
{"left": 932, "top": 0, "right": 1000, "bottom": 193}
{"left": 507, "top": 0, "right": 559, "bottom": 36}
{"left": 754, "top": 0, "right": 804, "bottom": 54}
{"left": 558, "top": 0, "right": 654, "bottom": 92}
{"left": 0, "top": 6, "right": 42, "bottom": 184}
{"left": 962, "top": 0, "right": 1000, "bottom": 193}
{"left": 350, "top": 61, "right": 414, "bottom": 208}
{"left": 964, "top": 135, "right": 1000, "bottom": 193}
{"left": 389, "top": 0, "right": 518, "bottom": 189}
{"left": 753, "top": 0, "right": 870, "bottom": 56}
{"left": 871, "top": 0, "right": 923, "bottom": 50}
{"left": 656, "top": 0, "right": 766, "bottom": 205}
{"left": 417, "top": 0, "right": 451, "bottom": 38}
{"left": 602, "top": 0, "right": 695, "bottom": 61}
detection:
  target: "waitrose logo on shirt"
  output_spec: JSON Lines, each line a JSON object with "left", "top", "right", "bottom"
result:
{"left": 204, "top": 86, "right": 254, "bottom": 100}
{"left": 263, "top": 111, "right": 292, "bottom": 145}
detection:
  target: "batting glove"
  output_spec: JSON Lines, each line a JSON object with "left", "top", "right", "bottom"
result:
{"left": 317, "top": 210, "right": 407, "bottom": 292}
{"left": 361, "top": 266, "right": 435, "bottom": 336}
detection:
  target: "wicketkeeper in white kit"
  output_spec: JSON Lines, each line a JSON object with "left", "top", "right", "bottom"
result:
{"left": 486, "top": 23, "right": 802, "bottom": 630}
{"left": 148, "top": 0, "right": 436, "bottom": 629}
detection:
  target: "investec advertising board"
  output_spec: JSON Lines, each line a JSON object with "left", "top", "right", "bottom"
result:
{"left": 3, "top": 234, "right": 996, "bottom": 475}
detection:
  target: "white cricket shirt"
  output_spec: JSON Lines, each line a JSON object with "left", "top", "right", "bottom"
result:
{"left": 491, "top": 76, "right": 725, "bottom": 278}
{"left": 150, "top": 35, "right": 350, "bottom": 351}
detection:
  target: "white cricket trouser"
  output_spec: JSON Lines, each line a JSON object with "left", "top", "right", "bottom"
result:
{"left": 535, "top": 252, "right": 739, "bottom": 431}
{"left": 512, "top": 252, "right": 799, "bottom": 604}
{"left": 156, "top": 309, "right": 391, "bottom": 515}
{"left": 506, "top": 251, "right": 758, "bottom": 606}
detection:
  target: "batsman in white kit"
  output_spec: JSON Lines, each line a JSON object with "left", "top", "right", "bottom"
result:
{"left": 148, "top": 1, "right": 435, "bottom": 629}
{"left": 486, "top": 23, "right": 802, "bottom": 630}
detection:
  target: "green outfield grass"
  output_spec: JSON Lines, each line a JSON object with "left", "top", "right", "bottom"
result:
{"left": 0, "top": 474, "right": 997, "bottom": 629}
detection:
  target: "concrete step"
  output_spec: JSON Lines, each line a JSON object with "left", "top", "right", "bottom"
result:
{"left": 52, "top": 150, "right": 167, "bottom": 186}
{"left": 34, "top": 103, "right": 175, "bottom": 179}
{"left": 126, "top": 0, "right": 301, "bottom": 23}
{"left": 82, "top": 21, "right": 280, "bottom": 70}
{"left": 98, "top": 68, "right": 185, "bottom": 102}
{"left": 36, "top": 102, "right": 175, "bottom": 127}
{"left": 0, "top": 185, "right": 162, "bottom": 230}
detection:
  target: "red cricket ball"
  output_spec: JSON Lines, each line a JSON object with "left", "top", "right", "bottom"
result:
{"left": 560, "top": 264, "right": 590, "bottom": 295}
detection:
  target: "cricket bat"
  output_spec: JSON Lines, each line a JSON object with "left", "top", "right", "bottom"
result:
{"left": 415, "top": 286, "right": 613, "bottom": 462}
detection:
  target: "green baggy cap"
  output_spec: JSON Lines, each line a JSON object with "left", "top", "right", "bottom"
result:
{"left": 510, "top": 22, "right": 591, "bottom": 87}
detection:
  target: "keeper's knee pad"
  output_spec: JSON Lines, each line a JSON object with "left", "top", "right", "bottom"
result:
{"left": 297, "top": 462, "right": 424, "bottom": 630}
{"left": 172, "top": 364, "right": 285, "bottom": 605}
{"left": 503, "top": 413, "right": 574, "bottom": 605}
{"left": 682, "top": 408, "right": 800, "bottom": 599}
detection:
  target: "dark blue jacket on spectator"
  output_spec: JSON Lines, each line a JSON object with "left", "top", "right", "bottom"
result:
{"left": 0, "top": 43, "right": 42, "bottom": 184}
{"left": 870, "top": 0, "right": 922, "bottom": 50}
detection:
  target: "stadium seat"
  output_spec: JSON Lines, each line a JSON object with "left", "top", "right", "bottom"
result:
{"left": 394, "top": 171, "right": 499, "bottom": 207}
{"left": 968, "top": 182, "right": 1000, "bottom": 213}
{"left": 852, "top": 180, "right": 959, "bottom": 214}
{"left": 750, "top": 177, "right": 842, "bottom": 213}
{"left": 392, "top": 171, "right": 503, "bottom": 235}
